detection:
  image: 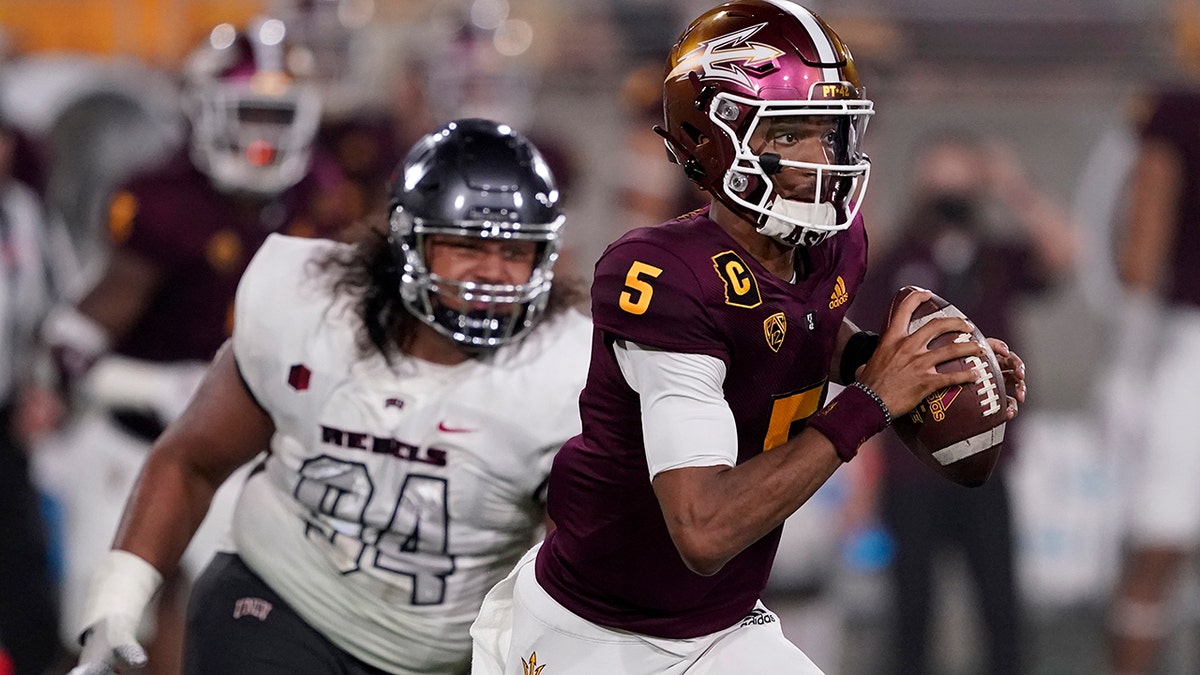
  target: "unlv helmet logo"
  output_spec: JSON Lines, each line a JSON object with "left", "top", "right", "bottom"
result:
{"left": 667, "top": 23, "right": 784, "bottom": 89}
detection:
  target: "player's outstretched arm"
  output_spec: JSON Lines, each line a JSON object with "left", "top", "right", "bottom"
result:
{"left": 652, "top": 290, "right": 984, "bottom": 577}
{"left": 70, "top": 341, "right": 274, "bottom": 675}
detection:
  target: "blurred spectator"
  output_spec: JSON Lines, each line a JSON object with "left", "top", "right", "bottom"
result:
{"left": 850, "top": 132, "right": 1077, "bottom": 675}
{"left": 1106, "top": 86, "right": 1200, "bottom": 675}
{"left": 613, "top": 60, "right": 706, "bottom": 233}
{"left": 0, "top": 115, "right": 72, "bottom": 674}
{"left": 286, "top": 0, "right": 416, "bottom": 237}
{"left": 317, "top": 110, "right": 406, "bottom": 230}
{"left": 30, "top": 17, "right": 350, "bottom": 674}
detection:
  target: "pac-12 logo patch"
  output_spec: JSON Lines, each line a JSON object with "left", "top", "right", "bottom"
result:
{"left": 712, "top": 250, "right": 761, "bottom": 308}
{"left": 763, "top": 312, "right": 786, "bottom": 352}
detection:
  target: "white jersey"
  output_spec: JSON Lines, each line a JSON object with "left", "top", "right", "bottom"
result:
{"left": 231, "top": 234, "right": 591, "bottom": 673}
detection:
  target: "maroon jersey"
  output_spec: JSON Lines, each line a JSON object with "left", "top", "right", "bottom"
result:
{"left": 108, "top": 150, "right": 339, "bottom": 363}
{"left": 1141, "top": 91, "right": 1200, "bottom": 310}
{"left": 6, "top": 124, "right": 50, "bottom": 197}
{"left": 536, "top": 207, "right": 869, "bottom": 638}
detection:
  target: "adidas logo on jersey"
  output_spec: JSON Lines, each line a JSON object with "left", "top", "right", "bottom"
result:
{"left": 739, "top": 608, "right": 778, "bottom": 627}
{"left": 829, "top": 276, "right": 849, "bottom": 309}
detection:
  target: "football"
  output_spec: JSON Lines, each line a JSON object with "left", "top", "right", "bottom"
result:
{"left": 888, "top": 286, "right": 1007, "bottom": 487}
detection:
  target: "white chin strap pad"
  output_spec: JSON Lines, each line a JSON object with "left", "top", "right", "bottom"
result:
{"left": 757, "top": 198, "right": 837, "bottom": 246}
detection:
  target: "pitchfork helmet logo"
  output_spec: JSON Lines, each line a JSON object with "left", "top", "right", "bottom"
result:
{"left": 667, "top": 23, "right": 784, "bottom": 88}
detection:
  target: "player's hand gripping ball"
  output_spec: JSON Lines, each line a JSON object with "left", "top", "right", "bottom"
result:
{"left": 888, "top": 286, "right": 1006, "bottom": 487}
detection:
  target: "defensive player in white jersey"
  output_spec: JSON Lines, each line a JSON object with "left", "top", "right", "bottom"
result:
{"left": 69, "top": 118, "right": 591, "bottom": 675}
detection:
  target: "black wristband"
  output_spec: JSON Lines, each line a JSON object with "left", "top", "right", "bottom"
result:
{"left": 805, "top": 382, "right": 891, "bottom": 463}
{"left": 840, "top": 330, "right": 880, "bottom": 384}
{"left": 848, "top": 381, "right": 891, "bottom": 426}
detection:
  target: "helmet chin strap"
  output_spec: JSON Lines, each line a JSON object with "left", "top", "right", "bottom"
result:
{"left": 756, "top": 198, "right": 837, "bottom": 246}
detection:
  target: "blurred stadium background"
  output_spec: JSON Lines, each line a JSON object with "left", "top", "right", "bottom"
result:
{"left": 2, "top": 1, "right": 1197, "bottom": 673}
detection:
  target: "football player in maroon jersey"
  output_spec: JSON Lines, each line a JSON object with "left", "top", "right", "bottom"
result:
{"left": 471, "top": 2, "right": 1027, "bottom": 673}
{"left": 1107, "top": 85, "right": 1200, "bottom": 674}
{"left": 35, "top": 17, "right": 351, "bottom": 674}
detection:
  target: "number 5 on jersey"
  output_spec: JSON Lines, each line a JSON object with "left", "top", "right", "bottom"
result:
{"left": 620, "top": 261, "right": 663, "bottom": 315}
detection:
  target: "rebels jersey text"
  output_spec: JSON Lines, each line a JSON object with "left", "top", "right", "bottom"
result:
{"left": 536, "top": 207, "right": 868, "bottom": 639}
{"left": 231, "top": 235, "right": 590, "bottom": 673}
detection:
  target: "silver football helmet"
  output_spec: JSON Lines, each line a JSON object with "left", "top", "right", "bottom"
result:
{"left": 388, "top": 119, "right": 564, "bottom": 349}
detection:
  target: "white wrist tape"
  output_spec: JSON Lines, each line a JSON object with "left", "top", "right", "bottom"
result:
{"left": 42, "top": 304, "right": 111, "bottom": 358}
{"left": 77, "top": 550, "right": 164, "bottom": 643}
{"left": 84, "top": 356, "right": 207, "bottom": 420}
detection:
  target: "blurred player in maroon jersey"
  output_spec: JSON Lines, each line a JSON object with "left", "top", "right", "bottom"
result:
{"left": 614, "top": 60, "right": 707, "bottom": 233}
{"left": 1107, "top": 85, "right": 1200, "bottom": 675}
{"left": 33, "top": 16, "right": 350, "bottom": 674}
{"left": 470, "top": 2, "right": 1026, "bottom": 673}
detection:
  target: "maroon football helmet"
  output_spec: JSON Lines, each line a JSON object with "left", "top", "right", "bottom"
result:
{"left": 658, "top": 0, "right": 872, "bottom": 246}
{"left": 184, "top": 17, "right": 321, "bottom": 196}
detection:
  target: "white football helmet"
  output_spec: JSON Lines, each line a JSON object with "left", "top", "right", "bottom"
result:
{"left": 184, "top": 17, "right": 321, "bottom": 196}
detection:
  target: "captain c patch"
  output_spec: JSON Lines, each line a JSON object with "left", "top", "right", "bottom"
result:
{"left": 712, "top": 250, "right": 761, "bottom": 308}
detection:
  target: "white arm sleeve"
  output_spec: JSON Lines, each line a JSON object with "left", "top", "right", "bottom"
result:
{"left": 613, "top": 340, "right": 737, "bottom": 479}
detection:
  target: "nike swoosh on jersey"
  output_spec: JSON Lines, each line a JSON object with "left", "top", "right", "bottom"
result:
{"left": 437, "top": 422, "right": 474, "bottom": 433}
